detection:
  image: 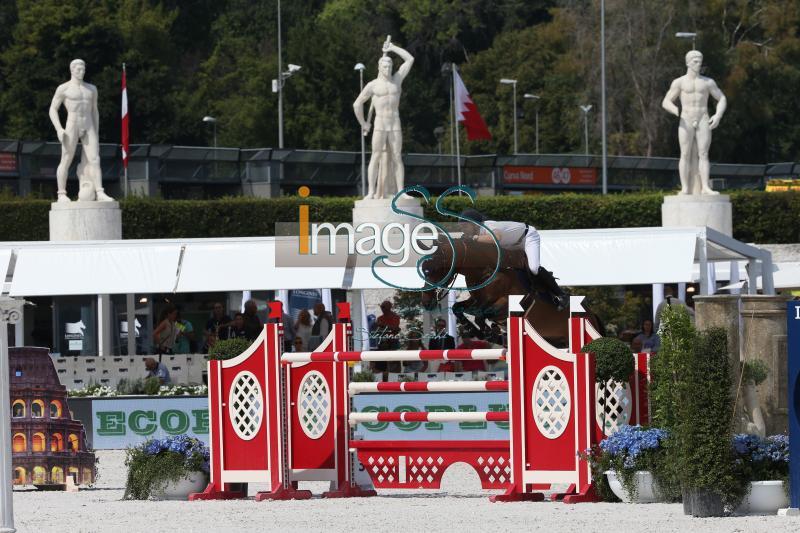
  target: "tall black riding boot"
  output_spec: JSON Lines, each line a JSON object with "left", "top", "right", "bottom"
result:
{"left": 535, "top": 267, "right": 568, "bottom": 310}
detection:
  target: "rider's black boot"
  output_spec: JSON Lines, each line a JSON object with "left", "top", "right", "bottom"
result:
{"left": 534, "top": 267, "right": 568, "bottom": 311}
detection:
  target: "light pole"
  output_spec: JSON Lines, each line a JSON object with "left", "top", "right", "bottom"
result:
{"left": 523, "top": 94, "right": 541, "bottom": 154}
{"left": 434, "top": 126, "right": 445, "bottom": 154}
{"left": 273, "top": 64, "right": 302, "bottom": 149}
{"left": 676, "top": 31, "right": 698, "bottom": 50}
{"left": 202, "top": 116, "right": 217, "bottom": 149}
{"left": 499, "top": 78, "right": 518, "bottom": 154}
{"left": 203, "top": 116, "right": 217, "bottom": 177}
{"left": 441, "top": 63, "right": 455, "bottom": 182}
{"left": 601, "top": 0, "right": 608, "bottom": 194}
{"left": 354, "top": 62, "right": 366, "bottom": 197}
{"left": 579, "top": 105, "right": 592, "bottom": 156}
{"left": 1, "top": 297, "right": 25, "bottom": 533}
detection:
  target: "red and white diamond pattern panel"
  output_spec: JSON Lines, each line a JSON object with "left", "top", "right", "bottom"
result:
{"left": 297, "top": 370, "right": 332, "bottom": 439}
{"left": 532, "top": 365, "right": 571, "bottom": 439}
{"left": 595, "top": 379, "right": 632, "bottom": 435}
{"left": 356, "top": 448, "right": 511, "bottom": 489}
{"left": 229, "top": 371, "right": 263, "bottom": 441}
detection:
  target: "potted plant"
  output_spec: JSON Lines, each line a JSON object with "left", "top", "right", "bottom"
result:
{"left": 124, "top": 435, "right": 210, "bottom": 500}
{"left": 581, "top": 336, "right": 635, "bottom": 434}
{"left": 739, "top": 359, "right": 768, "bottom": 437}
{"left": 587, "top": 425, "right": 669, "bottom": 503}
{"left": 733, "top": 433, "right": 790, "bottom": 514}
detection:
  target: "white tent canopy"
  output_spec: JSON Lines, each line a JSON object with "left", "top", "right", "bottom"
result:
{"left": 0, "top": 226, "right": 775, "bottom": 297}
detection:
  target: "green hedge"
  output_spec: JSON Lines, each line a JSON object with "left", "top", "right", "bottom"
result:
{"left": 1, "top": 191, "right": 798, "bottom": 243}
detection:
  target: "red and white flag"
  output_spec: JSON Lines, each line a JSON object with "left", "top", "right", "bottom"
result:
{"left": 121, "top": 64, "right": 129, "bottom": 168}
{"left": 454, "top": 67, "right": 492, "bottom": 141}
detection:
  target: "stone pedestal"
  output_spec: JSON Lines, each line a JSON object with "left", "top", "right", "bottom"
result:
{"left": 662, "top": 194, "right": 732, "bottom": 236}
{"left": 49, "top": 202, "right": 122, "bottom": 241}
{"left": 352, "top": 196, "right": 424, "bottom": 227}
{"left": 740, "top": 294, "right": 792, "bottom": 435}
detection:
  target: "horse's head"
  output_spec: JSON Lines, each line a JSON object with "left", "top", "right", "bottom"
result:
{"left": 419, "top": 234, "right": 457, "bottom": 310}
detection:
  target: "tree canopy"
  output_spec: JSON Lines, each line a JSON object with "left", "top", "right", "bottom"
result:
{"left": 1, "top": 0, "right": 798, "bottom": 164}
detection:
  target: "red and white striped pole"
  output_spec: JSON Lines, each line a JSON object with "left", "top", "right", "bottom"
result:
{"left": 349, "top": 380, "right": 508, "bottom": 396}
{"left": 349, "top": 411, "right": 509, "bottom": 425}
{"left": 281, "top": 348, "right": 505, "bottom": 364}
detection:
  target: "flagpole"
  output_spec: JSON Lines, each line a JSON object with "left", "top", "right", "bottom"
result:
{"left": 453, "top": 65, "right": 462, "bottom": 190}
{"left": 122, "top": 63, "right": 128, "bottom": 198}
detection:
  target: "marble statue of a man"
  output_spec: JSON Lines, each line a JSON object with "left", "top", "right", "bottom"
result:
{"left": 662, "top": 50, "right": 727, "bottom": 195}
{"left": 49, "top": 59, "right": 113, "bottom": 202}
{"left": 353, "top": 37, "right": 414, "bottom": 199}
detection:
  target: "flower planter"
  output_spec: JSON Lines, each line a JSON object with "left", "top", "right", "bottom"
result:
{"left": 153, "top": 472, "right": 207, "bottom": 501}
{"left": 682, "top": 487, "right": 724, "bottom": 517}
{"left": 736, "top": 481, "right": 788, "bottom": 514}
{"left": 605, "top": 471, "right": 661, "bottom": 503}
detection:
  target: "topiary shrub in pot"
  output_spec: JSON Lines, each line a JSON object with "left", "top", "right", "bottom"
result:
{"left": 581, "top": 336, "right": 635, "bottom": 434}
{"left": 678, "top": 327, "right": 745, "bottom": 516}
{"left": 208, "top": 337, "right": 253, "bottom": 361}
{"left": 648, "top": 305, "right": 695, "bottom": 503}
{"left": 124, "top": 435, "right": 210, "bottom": 500}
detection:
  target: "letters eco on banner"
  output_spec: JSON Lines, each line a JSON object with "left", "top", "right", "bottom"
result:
{"left": 92, "top": 397, "right": 209, "bottom": 449}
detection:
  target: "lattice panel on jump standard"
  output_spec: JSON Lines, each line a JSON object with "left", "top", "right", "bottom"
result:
{"left": 357, "top": 449, "right": 511, "bottom": 489}
{"left": 229, "top": 371, "right": 263, "bottom": 440}
{"left": 532, "top": 366, "right": 571, "bottom": 439}
{"left": 297, "top": 371, "right": 331, "bottom": 439}
{"left": 595, "top": 379, "right": 632, "bottom": 435}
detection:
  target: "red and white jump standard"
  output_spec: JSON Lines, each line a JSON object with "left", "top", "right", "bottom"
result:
{"left": 190, "top": 299, "right": 651, "bottom": 503}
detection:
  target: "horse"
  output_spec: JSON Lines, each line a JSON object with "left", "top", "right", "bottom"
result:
{"left": 420, "top": 235, "right": 602, "bottom": 348}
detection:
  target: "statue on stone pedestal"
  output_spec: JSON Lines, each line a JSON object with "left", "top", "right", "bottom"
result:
{"left": 353, "top": 37, "right": 414, "bottom": 199}
{"left": 662, "top": 50, "right": 727, "bottom": 195}
{"left": 49, "top": 59, "right": 113, "bottom": 202}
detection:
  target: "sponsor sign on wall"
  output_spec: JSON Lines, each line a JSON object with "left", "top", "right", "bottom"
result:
{"left": 503, "top": 165, "right": 597, "bottom": 186}
{"left": 91, "top": 397, "right": 209, "bottom": 449}
{"left": 0, "top": 152, "right": 17, "bottom": 173}
{"left": 352, "top": 392, "right": 509, "bottom": 440}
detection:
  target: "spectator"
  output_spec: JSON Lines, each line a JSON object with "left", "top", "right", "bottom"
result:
{"left": 294, "top": 309, "right": 313, "bottom": 351}
{"left": 312, "top": 302, "right": 333, "bottom": 340}
{"left": 428, "top": 318, "right": 455, "bottom": 351}
{"left": 173, "top": 309, "right": 196, "bottom": 354}
{"left": 456, "top": 329, "right": 490, "bottom": 372}
{"left": 268, "top": 310, "right": 295, "bottom": 352}
{"left": 632, "top": 319, "right": 660, "bottom": 352}
{"left": 403, "top": 331, "right": 427, "bottom": 373}
{"left": 292, "top": 336, "right": 305, "bottom": 352}
{"left": 366, "top": 314, "right": 378, "bottom": 349}
{"left": 153, "top": 304, "right": 178, "bottom": 355}
{"left": 205, "top": 302, "right": 231, "bottom": 346}
{"left": 372, "top": 301, "right": 401, "bottom": 374}
{"left": 226, "top": 313, "right": 248, "bottom": 339}
{"left": 654, "top": 287, "right": 694, "bottom": 331}
{"left": 144, "top": 357, "right": 171, "bottom": 385}
{"left": 203, "top": 329, "right": 218, "bottom": 354}
{"left": 242, "top": 299, "right": 263, "bottom": 341}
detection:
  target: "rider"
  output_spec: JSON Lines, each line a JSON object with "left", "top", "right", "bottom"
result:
{"left": 459, "top": 208, "right": 568, "bottom": 310}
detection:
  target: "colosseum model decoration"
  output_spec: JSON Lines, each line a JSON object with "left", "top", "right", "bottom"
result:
{"left": 9, "top": 347, "right": 96, "bottom": 487}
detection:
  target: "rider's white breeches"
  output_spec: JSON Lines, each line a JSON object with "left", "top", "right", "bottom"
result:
{"left": 524, "top": 229, "right": 541, "bottom": 274}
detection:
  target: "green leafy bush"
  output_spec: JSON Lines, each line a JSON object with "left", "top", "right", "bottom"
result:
{"left": 742, "top": 359, "right": 769, "bottom": 386}
{"left": 208, "top": 337, "right": 252, "bottom": 360}
{"left": 581, "top": 337, "right": 634, "bottom": 385}
{"left": 351, "top": 370, "right": 376, "bottom": 382}
{"left": 2, "top": 192, "right": 799, "bottom": 243}
{"left": 124, "top": 435, "right": 209, "bottom": 500}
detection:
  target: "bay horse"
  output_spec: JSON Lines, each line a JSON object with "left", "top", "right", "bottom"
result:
{"left": 420, "top": 235, "right": 602, "bottom": 348}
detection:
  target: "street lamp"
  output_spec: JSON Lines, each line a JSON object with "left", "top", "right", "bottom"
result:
{"left": 499, "top": 78, "right": 518, "bottom": 154}
{"left": 354, "top": 62, "right": 366, "bottom": 196}
{"left": 202, "top": 116, "right": 217, "bottom": 149}
{"left": 523, "top": 94, "right": 541, "bottom": 154}
{"left": 579, "top": 105, "right": 592, "bottom": 156}
{"left": 433, "top": 126, "right": 445, "bottom": 154}
{"left": 676, "top": 32, "right": 698, "bottom": 50}
{"left": 273, "top": 63, "right": 302, "bottom": 149}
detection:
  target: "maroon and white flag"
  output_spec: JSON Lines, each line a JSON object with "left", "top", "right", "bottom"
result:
{"left": 121, "top": 64, "right": 129, "bottom": 168}
{"left": 454, "top": 67, "right": 492, "bottom": 141}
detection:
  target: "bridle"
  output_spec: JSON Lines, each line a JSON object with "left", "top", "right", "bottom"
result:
{"left": 425, "top": 238, "right": 468, "bottom": 303}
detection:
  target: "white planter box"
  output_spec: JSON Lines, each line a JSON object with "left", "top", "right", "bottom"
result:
{"left": 153, "top": 472, "right": 208, "bottom": 501}
{"left": 605, "top": 470, "right": 661, "bottom": 503}
{"left": 737, "top": 481, "right": 788, "bottom": 514}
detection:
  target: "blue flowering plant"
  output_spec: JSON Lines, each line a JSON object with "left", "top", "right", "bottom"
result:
{"left": 124, "top": 435, "right": 210, "bottom": 500}
{"left": 581, "top": 425, "right": 669, "bottom": 501}
{"left": 732, "top": 434, "right": 789, "bottom": 484}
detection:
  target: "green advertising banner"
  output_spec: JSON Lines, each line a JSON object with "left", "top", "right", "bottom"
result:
{"left": 90, "top": 397, "right": 209, "bottom": 449}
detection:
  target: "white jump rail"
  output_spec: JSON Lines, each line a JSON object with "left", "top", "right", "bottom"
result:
{"left": 281, "top": 348, "right": 506, "bottom": 364}
{"left": 349, "top": 411, "right": 509, "bottom": 425}
{"left": 348, "top": 380, "right": 509, "bottom": 396}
